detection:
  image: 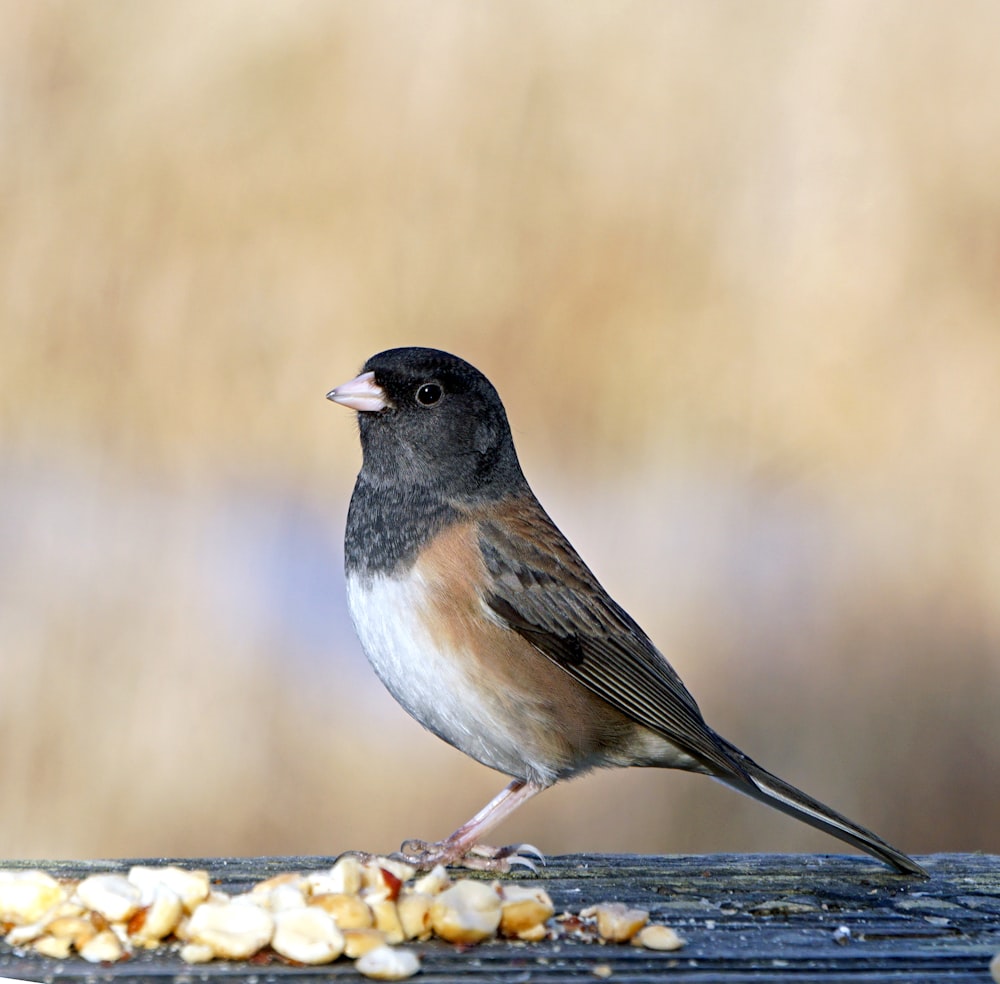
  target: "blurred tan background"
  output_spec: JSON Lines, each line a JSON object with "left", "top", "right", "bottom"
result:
{"left": 2, "top": 1, "right": 998, "bottom": 863}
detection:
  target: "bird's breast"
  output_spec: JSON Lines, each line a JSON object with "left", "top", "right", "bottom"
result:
{"left": 345, "top": 565, "right": 553, "bottom": 780}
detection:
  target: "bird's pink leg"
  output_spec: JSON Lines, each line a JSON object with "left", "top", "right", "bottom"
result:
{"left": 397, "top": 779, "right": 547, "bottom": 871}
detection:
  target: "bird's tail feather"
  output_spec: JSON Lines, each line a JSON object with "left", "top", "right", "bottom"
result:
{"left": 713, "top": 737, "right": 927, "bottom": 877}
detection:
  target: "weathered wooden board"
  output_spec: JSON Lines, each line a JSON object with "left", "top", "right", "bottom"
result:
{"left": 2, "top": 853, "right": 997, "bottom": 981}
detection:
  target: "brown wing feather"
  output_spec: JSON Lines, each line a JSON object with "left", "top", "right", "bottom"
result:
{"left": 471, "top": 495, "right": 744, "bottom": 779}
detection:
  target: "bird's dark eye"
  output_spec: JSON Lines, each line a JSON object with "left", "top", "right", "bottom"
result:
{"left": 415, "top": 382, "right": 443, "bottom": 407}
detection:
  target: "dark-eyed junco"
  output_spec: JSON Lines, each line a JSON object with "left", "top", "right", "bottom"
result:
{"left": 327, "top": 346, "right": 925, "bottom": 877}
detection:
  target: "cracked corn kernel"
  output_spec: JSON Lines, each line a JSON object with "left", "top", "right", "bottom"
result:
{"left": 76, "top": 874, "right": 142, "bottom": 923}
{"left": 582, "top": 902, "right": 648, "bottom": 943}
{"left": 185, "top": 899, "right": 274, "bottom": 960}
{"left": 429, "top": 880, "right": 502, "bottom": 944}
{"left": 79, "top": 929, "right": 124, "bottom": 963}
{"left": 0, "top": 870, "right": 66, "bottom": 925}
{"left": 271, "top": 906, "right": 344, "bottom": 964}
{"left": 310, "top": 891, "right": 374, "bottom": 929}
{"left": 127, "top": 865, "right": 209, "bottom": 913}
{"left": 355, "top": 944, "right": 421, "bottom": 980}
{"left": 396, "top": 892, "right": 433, "bottom": 940}
{"left": 499, "top": 884, "right": 554, "bottom": 938}
{"left": 342, "top": 927, "right": 389, "bottom": 959}
{"left": 635, "top": 924, "right": 685, "bottom": 951}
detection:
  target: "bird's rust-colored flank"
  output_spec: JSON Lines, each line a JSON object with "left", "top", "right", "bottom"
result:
{"left": 412, "top": 515, "right": 642, "bottom": 781}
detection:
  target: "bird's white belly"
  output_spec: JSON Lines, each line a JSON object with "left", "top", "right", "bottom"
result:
{"left": 345, "top": 571, "right": 545, "bottom": 780}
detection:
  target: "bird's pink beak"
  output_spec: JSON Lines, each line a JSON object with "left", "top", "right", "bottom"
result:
{"left": 326, "top": 371, "right": 390, "bottom": 412}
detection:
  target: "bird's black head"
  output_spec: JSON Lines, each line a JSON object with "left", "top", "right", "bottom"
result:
{"left": 329, "top": 347, "right": 527, "bottom": 502}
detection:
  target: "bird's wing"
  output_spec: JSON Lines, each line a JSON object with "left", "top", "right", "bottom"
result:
{"left": 469, "top": 496, "right": 926, "bottom": 878}
{"left": 472, "top": 495, "right": 741, "bottom": 778}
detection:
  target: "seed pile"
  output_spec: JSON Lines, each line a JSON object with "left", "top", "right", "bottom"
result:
{"left": 1, "top": 858, "right": 685, "bottom": 979}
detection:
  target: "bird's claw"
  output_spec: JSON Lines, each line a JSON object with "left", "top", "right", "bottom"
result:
{"left": 396, "top": 838, "right": 546, "bottom": 873}
{"left": 466, "top": 842, "right": 544, "bottom": 872}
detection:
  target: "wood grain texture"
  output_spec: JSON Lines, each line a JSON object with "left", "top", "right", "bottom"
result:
{"left": 2, "top": 853, "right": 997, "bottom": 981}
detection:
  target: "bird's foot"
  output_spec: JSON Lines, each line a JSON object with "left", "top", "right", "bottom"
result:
{"left": 396, "top": 838, "right": 545, "bottom": 873}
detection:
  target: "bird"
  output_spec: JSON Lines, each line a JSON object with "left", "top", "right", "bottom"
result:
{"left": 327, "top": 346, "right": 926, "bottom": 877}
